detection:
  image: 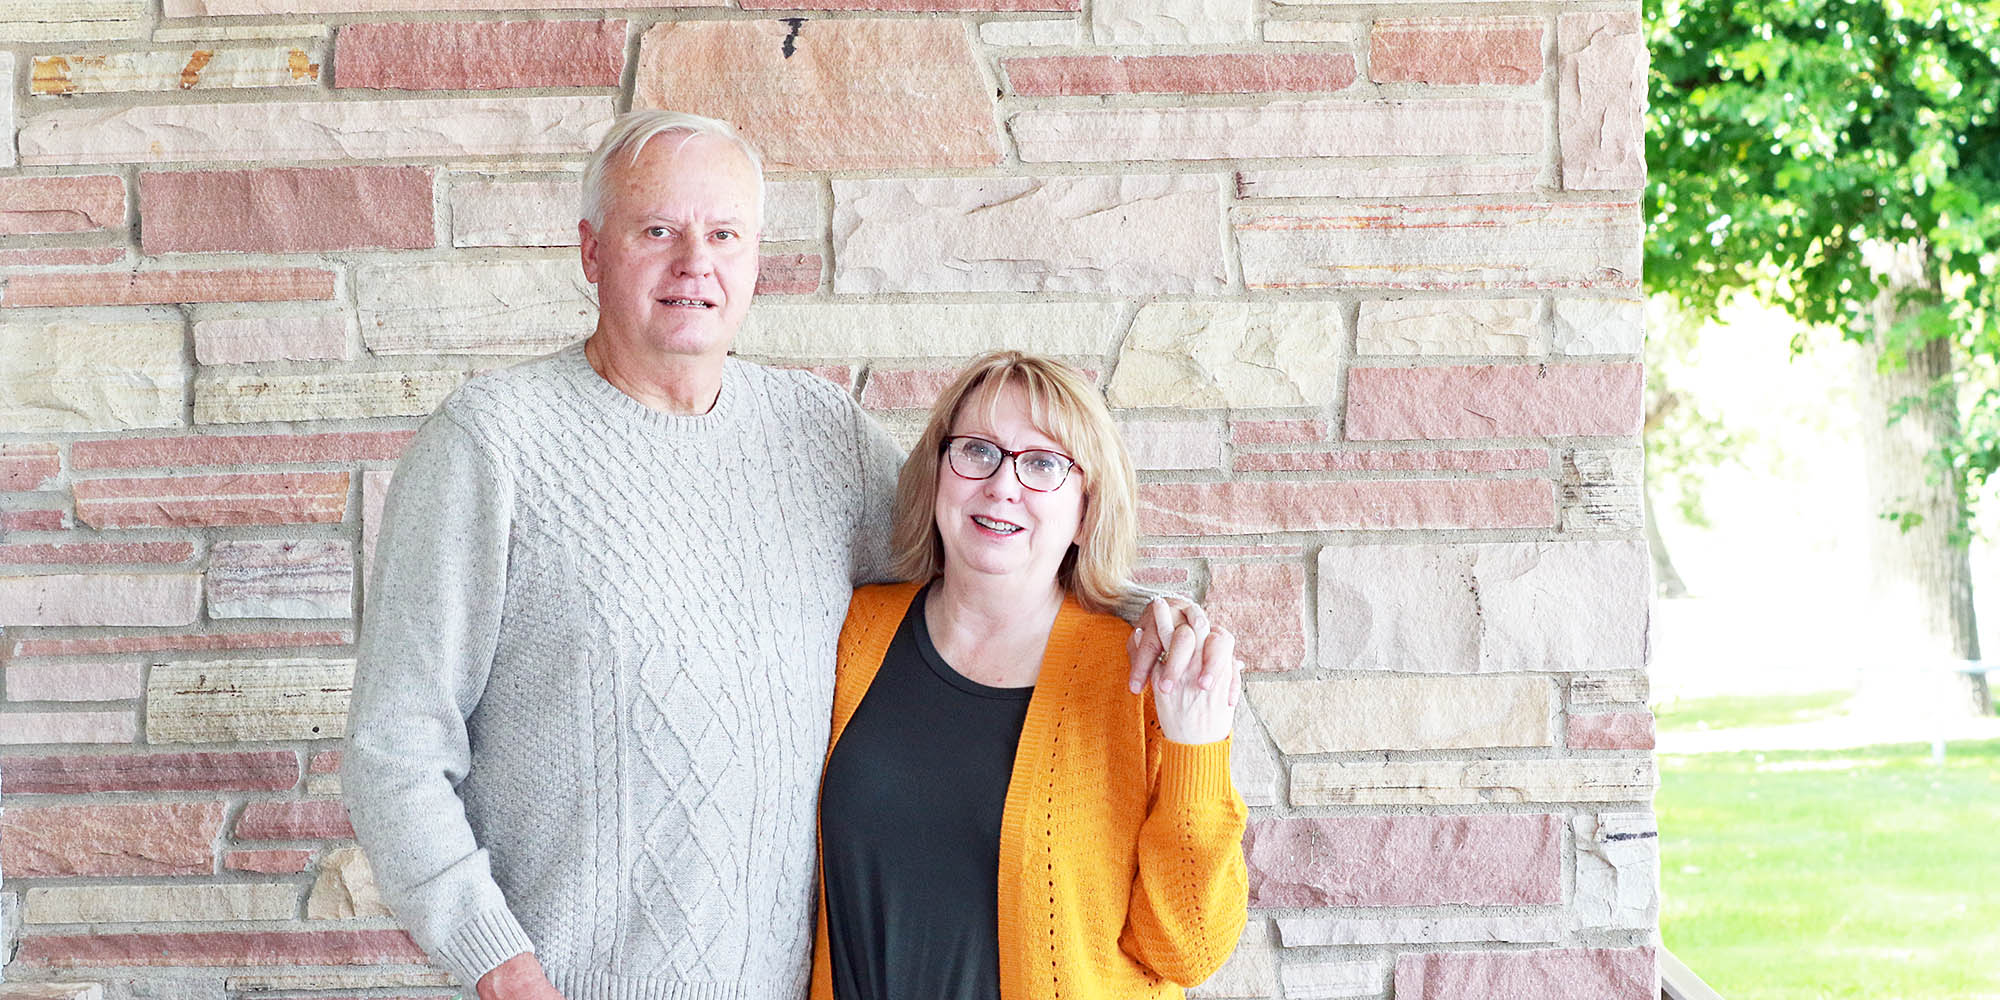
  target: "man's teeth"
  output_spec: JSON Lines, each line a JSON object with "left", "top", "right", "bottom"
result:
{"left": 661, "top": 298, "right": 712, "bottom": 308}
{"left": 972, "top": 515, "right": 1021, "bottom": 533}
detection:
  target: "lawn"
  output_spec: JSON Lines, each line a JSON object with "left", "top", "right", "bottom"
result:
{"left": 1654, "top": 690, "right": 1855, "bottom": 732}
{"left": 1658, "top": 739, "right": 2000, "bottom": 1000}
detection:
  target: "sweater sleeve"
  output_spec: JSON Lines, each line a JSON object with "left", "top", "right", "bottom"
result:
{"left": 342, "top": 409, "right": 536, "bottom": 987}
{"left": 1117, "top": 701, "right": 1249, "bottom": 987}
{"left": 849, "top": 403, "right": 907, "bottom": 586}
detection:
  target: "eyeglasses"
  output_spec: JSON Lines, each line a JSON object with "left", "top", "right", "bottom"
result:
{"left": 941, "top": 435, "right": 1079, "bottom": 492}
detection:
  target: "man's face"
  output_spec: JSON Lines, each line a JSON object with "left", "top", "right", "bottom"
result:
{"left": 579, "top": 133, "right": 761, "bottom": 367}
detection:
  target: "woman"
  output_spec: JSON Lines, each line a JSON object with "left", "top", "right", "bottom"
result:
{"left": 813, "top": 352, "right": 1248, "bottom": 1000}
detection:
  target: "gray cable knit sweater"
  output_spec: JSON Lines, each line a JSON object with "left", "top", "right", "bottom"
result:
{"left": 343, "top": 343, "right": 903, "bottom": 999}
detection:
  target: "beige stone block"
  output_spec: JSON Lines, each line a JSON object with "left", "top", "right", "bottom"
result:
{"left": 153, "top": 25, "right": 331, "bottom": 42}
{"left": 225, "top": 973, "right": 453, "bottom": 991}
{"left": 1554, "top": 297, "right": 1644, "bottom": 355}
{"left": 0, "top": 314, "right": 187, "bottom": 432}
{"left": 0, "top": 53, "right": 13, "bottom": 168}
{"left": 1013, "top": 99, "right": 1540, "bottom": 163}
{"left": 0, "top": 984, "right": 105, "bottom": 1000}
{"left": 1093, "top": 0, "right": 1252, "bottom": 44}
{"left": 1572, "top": 810, "right": 1659, "bottom": 930}
{"left": 1570, "top": 671, "right": 1648, "bottom": 705}
{"left": 1356, "top": 298, "right": 1543, "bottom": 356}
{"left": 979, "top": 18, "right": 1081, "bottom": 46}
{"left": 1291, "top": 757, "right": 1658, "bottom": 805}
{"left": 31, "top": 45, "right": 323, "bottom": 96}
{"left": 195, "top": 370, "right": 464, "bottom": 424}
{"left": 1247, "top": 675, "right": 1553, "bottom": 753}
{"left": 24, "top": 883, "right": 297, "bottom": 923}
{"left": 736, "top": 302, "right": 1122, "bottom": 360}
{"left": 358, "top": 259, "right": 592, "bottom": 355}
{"left": 1261, "top": 20, "right": 1363, "bottom": 44}
{"left": 1, "top": 0, "right": 141, "bottom": 42}
{"left": 1107, "top": 301, "right": 1345, "bottom": 409}
{"left": 1278, "top": 913, "right": 1562, "bottom": 946}
{"left": 305, "top": 846, "right": 392, "bottom": 919}
{"left": 633, "top": 19, "right": 1002, "bottom": 172}
{"left": 1239, "top": 161, "right": 1540, "bottom": 198}
{"left": 1559, "top": 12, "right": 1646, "bottom": 190}
{"left": 1279, "top": 959, "right": 1384, "bottom": 999}
{"left": 833, "top": 174, "right": 1225, "bottom": 295}
{"left": 146, "top": 658, "right": 355, "bottom": 743}
{"left": 1118, "top": 419, "right": 1224, "bottom": 471}
{"left": 307, "top": 771, "right": 342, "bottom": 796}
{"left": 1238, "top": 200, "right": 1642, "bottom": 291}
{"left": 0, "top": 573, "right": 202, "bottom": 627}
{"left": 1228, "top": 700, "right": 1281, "bottom": 809}
{"left": 1188, "top": 923, "right": 1277, "bottom": 998}
{"left": 20, "top": 96, "right": 614, "bottom": 166}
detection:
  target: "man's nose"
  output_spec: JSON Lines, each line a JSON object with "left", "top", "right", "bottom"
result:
{"left": 671, "top": 234, "right": 714, "bottom": 276}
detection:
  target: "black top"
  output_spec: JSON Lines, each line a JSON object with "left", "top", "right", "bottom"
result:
{"left": 820, "top": 585, "right": 1034, "bottom": 1000}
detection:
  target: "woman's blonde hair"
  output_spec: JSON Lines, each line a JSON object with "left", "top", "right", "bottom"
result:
{"left": 888, "top": 352, "right": 1137, "bottom": 615}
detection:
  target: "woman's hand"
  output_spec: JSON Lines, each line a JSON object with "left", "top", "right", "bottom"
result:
{"left": 1147, "top": 623, "right": 1239, "bottom": 745}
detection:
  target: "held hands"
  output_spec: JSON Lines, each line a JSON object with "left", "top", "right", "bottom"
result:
{"left": 1126, "top": 597, "right": 1242, "bottom": 745}
{"left": 477, "top": 953, "right": 565, "bottom": 1000}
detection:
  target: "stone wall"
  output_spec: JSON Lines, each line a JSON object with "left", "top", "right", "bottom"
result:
{"left": 0, "top": 0, "right": 1656, "bottom": 997}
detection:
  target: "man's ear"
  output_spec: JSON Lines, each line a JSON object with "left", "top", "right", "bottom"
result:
{"left": 579, "top": 219, "right": 602, "bottom": 285}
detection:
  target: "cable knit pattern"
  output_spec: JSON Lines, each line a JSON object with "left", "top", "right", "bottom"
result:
{"left": 811, "top": 582, "right": 1249, "bottom": 1000}
{"left": 344, "top": 342, "right": 903, "bottom": 999}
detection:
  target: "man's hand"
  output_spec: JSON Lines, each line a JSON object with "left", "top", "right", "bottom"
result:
{"left": 478, "top": 953, "right": 564, "bottom": 1000}
{"left": 1152, "top": 625, "right": 1239, "bottom": 744}
{"left": 1126, "top": 596, "right": 1235, "bottom": 702}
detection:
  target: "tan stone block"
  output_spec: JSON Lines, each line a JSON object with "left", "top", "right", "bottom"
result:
{"left": 979, "top": 18, "right": 1080, "bottom": 45}
{"left": 1246, "top": 674, "right": 1554, "bottom": 753}
{"left": 145, "top": 659, "right": 355, "bottom": 743}
{"left": 1554, "top": 297, "right": 1644, "bottom": 355}
{"left": 20, "top": 96, "right": 614, "bottom": 166}
{"left": 736, "top": 302, "right": 1122, "bottom": 360}
{"left": 633, "top": 19, "right": 1003, "bottom": 171}
{"left": 225, "top": 973, "right": 453, "bottom": 992}
{"left": 832, "top": 175, "right": 1224, "bottom": 295}
{"left": 1188, "top": 923, "right": 1277, "bottom": 998}
{"left": 168, "top": 0, "right": 724, "bottom": 12}
{"left": 154, "top": 25, "right": 331, "bottom": 41}
{"left": 193, "top": 314, "right": 350, "bottom": 365}
{"left": 1261, "top": 20, "right": 1363, "bottom": 44}
{"left": 24, "top": 884, "right": 297, "bottom": 924}
{"left": 1280, "top": 960, "right": 1384, "bottom": 999}
{"left": 1118, "top": 419, "right": 1223, "bottom": 471}
{"left": 1013, "top": 98, "right": 1540, "bottom": 162}
{"left": 357, "top": 259, "right": 591, "bottom": 356}
{"left": 1560, "top": 12, "right": 1646, "bottom": 190}
{"left": 1572, "top": 811, "right": 1659, "bottom": 930}
{"left": 2, "top": 58, "right": 19, "bottom": 166}
{"left": 0, "top": 985, "right": 106, "bottom": 1000}
{"left": 195, "top": 371, "right": 464, "bottom": 424}
{"left": 31, "top": 45, "right": 323, "bottom": 95}
{"left": 1239, "top": 201, "right": 1642, "bottom": 291}
{"left": 1093, "top": 0, "right": 1250, "bottom": 43}
{"left": 0, "top": 315, "right": 187, "bottom": 432}
{"left": 1356, "top": 298, "right": 1543, "bottom": 356}
{"left": 1107, "top": 301, "right": 1345, "bottom": 408}
{"left": 1570, "top": 671, "right": 1648, "bottom": 705}
{"left": 1, "top": 0, "right": 142, "bottom": 41}
{"left": 1239, "top": 161, "right": 1540, "bottom": 198}
{"left": 306, "top": 847, "right": 392, "bottom": 919}
{"left": 1291, "top": 757, "right": 1658, "bottom": 805}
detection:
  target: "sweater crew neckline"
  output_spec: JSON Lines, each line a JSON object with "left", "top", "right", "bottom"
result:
{"left": 558, "top": 341, "right": 746, "bottom": 437}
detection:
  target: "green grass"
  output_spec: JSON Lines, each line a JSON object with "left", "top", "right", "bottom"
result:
{"left": 1658, "top": 740, "right": 2000, "bottom": 1000}
{"left": 1655, "top": 690, "right": 1855, "bottom": 732}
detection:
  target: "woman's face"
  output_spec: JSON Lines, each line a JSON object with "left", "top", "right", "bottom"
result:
{"left": 933, "top": 382, "right": 1086, "bottom": 592}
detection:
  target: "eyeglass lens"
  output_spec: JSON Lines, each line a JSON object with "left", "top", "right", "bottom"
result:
{"left": 946, "top": 437, "right": 1073, "bottom": 491}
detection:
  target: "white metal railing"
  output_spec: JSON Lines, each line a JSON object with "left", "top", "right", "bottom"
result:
{"left": 1660, "top": 947, "right": 1724, "bottom": 1000}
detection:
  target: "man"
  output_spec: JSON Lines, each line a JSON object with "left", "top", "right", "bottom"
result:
{"left": 344, "top": 111, "right": 1215, "bottom": 1000}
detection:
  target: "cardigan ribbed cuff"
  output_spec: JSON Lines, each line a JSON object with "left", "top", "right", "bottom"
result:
{"left": 436, "top": 905, "right": 537, "bottom": 990}
{"left": 1154, "top": 736, "right": 1236, "bottom": 805}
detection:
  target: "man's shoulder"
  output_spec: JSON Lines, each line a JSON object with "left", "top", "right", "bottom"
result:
{"left": 437, "top": 345, "right": 588, "bottom": 430}
{"left": 731, "top": 358, "right": 870, "bottom": 428}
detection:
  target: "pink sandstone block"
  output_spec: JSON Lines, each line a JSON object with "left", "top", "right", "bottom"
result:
{"left": 235, "top": 800, "right": 355, "bottom": 840}
{"left": 0, "top": 268, "right": 336, "bottom": 307}
{"left": 1139, "top": 479, "right": 1555, "bottom": 535}
{"left": 0, "top": 247, "right": 129, "bottom": 267}
{"left": 193, "top": 315, "right": 351, "bottom": 365}
{"left": 310, "top": 750, "right": 343, "bottom": 774}
{"left": 1, "top": 750, "right": 299, "bottom": 794}
{"left": 1559, "top": 12, "right": 1646, "bottom": 191}
{"left": 1143, "top": 543, "right": 1306, "bottom": 560}
{"left": 13, "top": 930, "right": 427, "bottom": 968}
{"left": 862, "top": 369, "right": 961, "bottom": 411}
{"left": 1204, "top": 562, "right": 1306, "bottom": 672}
{"left": 73, "top": 472, "right": 351, "bottom": 528}
{"left": 1394, "top": 946, "right": 1655, "bottom": 1000}
{"left": 1229, "top": 419, "right": 1328, "bottom": 445}
{"left": 742, "top": 0, "right": 1076, "bottom": 9}
{"left": 1345, "top": 364, "right": 1643, "bottom": 440}
{"left": 2, "top": 510, "right": 67, "bottom": 532}
{"left": 1567, "top": 711, "right": 1655, "bottom": 750}
{"left": 755, "top": 253, "right": 822, "bottom": 295}
{"left": 1, "top": 443, "right": 60, "bottom": 491}
{"left": 1006, "top": 53, "right": 1356, "bottom": 96}
{"left": 1234, "top": 448, "right": 1551, "bottom": 473}
{"left": 334, "top": 20, "right": 626, "bottom": 90}
{"left": 227, "top": 849, "right": 315, "bottom": 874}
{"left": 0, "top": 573, "right": 202, "bottom": 626}
{"left": 1, "top": 801, "right": 225, "bottom": 876}
{"left": 0, "top": 711, "right": 138, "bottom": 745}
{"left": 10, "top": 629, "right": 352, "bottom": 659}
{"left": 4, "top": 659, "right": 144, "bottom": 701}
{"left": 1132, "top": 565, "right": 1193, "bottom": 588}
{"left": 1244, "top": 814, "right": 1562, "bottom": 907}
{"left": 140, "top": 166, "right": 434, "bottom": 254}
{"left": 0, "top": 540, "right": 196, "bottom": 565}
{"left": 0, "top": 175, "right": 125, "bottom": 235}
{"left": 1370, "top": 16, "right": 1546, "bottom": 85}
{"left": 73, "top": 430, "right": 412, "bottom": 470}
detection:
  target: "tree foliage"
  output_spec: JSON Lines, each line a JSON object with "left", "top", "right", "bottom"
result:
{"left": 1645, "top": 0, "right": 2000, "bottom": 495}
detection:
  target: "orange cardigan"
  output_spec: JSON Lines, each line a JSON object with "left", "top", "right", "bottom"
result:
{"left": 811, "top": 581, "right": 1248, "bottom": 1000}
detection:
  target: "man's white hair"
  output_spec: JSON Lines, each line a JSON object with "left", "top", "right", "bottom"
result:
{"left": 580, "top": 110, "right": 766, "bottom": 231}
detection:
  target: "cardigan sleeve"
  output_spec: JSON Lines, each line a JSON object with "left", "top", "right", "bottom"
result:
{"left": 1116, "top": 700, "right": 1250, "bottom": 986}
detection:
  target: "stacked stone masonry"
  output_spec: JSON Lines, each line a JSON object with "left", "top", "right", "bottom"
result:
{"left": 0, "top": 1, "right": 1655, "bottom": 997}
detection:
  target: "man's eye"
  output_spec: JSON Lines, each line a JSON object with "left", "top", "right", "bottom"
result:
{"left": 646, "top": 226, "right": 670, "bottom": 238}
{"left": 713, "top": 230, "right": 739, "bottom": 242}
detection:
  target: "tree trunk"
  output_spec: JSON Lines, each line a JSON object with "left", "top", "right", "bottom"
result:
{"left": 1853, "top": 242, "right": 1986, "bottom": 710}
{"left": 1644, "top": 490, "right": 1690, "bottom": 599}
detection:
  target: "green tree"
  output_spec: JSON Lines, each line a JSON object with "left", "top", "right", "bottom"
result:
{"left": 1645, "top": 0, "right": 2000, "bottom": 668}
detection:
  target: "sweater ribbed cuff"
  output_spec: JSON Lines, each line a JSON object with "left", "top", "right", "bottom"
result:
{"left": 1154, "top": 736, "right": 1236, "bottom": 805}
{"left": 436, "top": 905, "right": 537, "bottom": 989}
